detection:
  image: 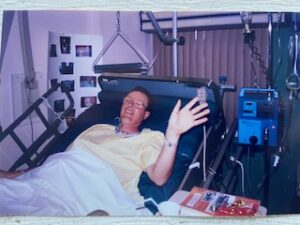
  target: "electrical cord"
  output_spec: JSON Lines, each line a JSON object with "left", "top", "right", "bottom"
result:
{"left": 241, "top": 12, "right": 275, "bottom": 88}
{"left": 246, "top": 146, "right": 255, "bottom": 195}
{"left": 273, "top": 12, "right": 283, "bottom": 90}
{"left": 249, "top": 46, "right": 260, "bottom": 89}
{"left": 203, "top": 125, "right": 207, "bottom": 181}
{"left": 197, "top": 86, "right": 208, "bottom": 182}
{"left": 24, "top": 86, "right": 34, "bottom": 144}
{"left": 230, "top": 156, "right": 245, "bottom": 197}
{"left": 248, "top": 41, "right": 268, "bottom": 87}
{"left": 253, "top": 167, "right": 277, "bottom": 198}
{"left": 279, "top": 97, "right": 294, "bottom": 152}
{"left": 41, "top": 97, "right": 68, "bottom": 133}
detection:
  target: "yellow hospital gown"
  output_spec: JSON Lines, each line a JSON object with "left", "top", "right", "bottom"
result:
{"left": 67, "top": 124, "right": 164, "bottom": 201}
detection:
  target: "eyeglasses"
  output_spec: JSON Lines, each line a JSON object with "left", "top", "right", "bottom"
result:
{"left": 122, "top": 97, "right": 146, "bottom": 109}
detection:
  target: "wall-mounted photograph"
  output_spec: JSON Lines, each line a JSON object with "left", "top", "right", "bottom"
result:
{"left": 59, "top": 62, "right": 74, "bottom": 74}
{"left": 50, "top": 78, "right": 58, "bottom": 88}
{"left": 60, "top": 36, "right": 71, "bottom": 54}
{"left": 80, "top": 96, "right": 97, "bottom": 108}
{"left": 61, "top": 80, "right": 75, "bottom": 92}
{"left": 76, "top": 45, "right": 92, "bottom": 57}
{"left": 49, "top": 44, "right": 57, "bottom": 57}
{"left": 53, "top": 99, "right": 65, "bottom": 112}
{"left": 80, "top": 76, "right": 96, "bottom": 87}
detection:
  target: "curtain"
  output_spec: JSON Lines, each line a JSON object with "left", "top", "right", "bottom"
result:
{"left": 152, "top": 28, "right": 268, "bottom": 126}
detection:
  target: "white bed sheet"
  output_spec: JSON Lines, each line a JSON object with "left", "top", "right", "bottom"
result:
{"left": 0, "top": 149, "right": 144, "bottom": 216}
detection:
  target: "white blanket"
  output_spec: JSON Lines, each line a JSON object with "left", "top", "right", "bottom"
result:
{"left": 0, "top": 149, "right": 143, "bottom": 216}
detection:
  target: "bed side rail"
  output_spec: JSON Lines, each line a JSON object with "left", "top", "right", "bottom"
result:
{"left": 0, "top": 83, "right": 74, "bottom": 171}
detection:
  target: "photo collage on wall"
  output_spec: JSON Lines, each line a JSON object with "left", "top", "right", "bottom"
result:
{"left": 47, "top": 32, "right": 102, "bottom": 127}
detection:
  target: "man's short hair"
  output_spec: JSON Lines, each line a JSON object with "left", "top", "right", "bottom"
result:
{"left": 129, "top": 86, "right": 152, "bottom": 111}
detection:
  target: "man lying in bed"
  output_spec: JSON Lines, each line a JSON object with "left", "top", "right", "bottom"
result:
{"left": 0, "top": 87, "right": 209, "bottom": 216}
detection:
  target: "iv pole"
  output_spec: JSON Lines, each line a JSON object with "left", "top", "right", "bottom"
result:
{"left": 267, "top": 13, "right": 273, "bottom": 89}
{"left": 172, "top": 12, "right": 178, "bottom": 77}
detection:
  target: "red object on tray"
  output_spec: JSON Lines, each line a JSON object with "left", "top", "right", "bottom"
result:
{"left": 180, "top": 187, "right": 260, "bottom": 216}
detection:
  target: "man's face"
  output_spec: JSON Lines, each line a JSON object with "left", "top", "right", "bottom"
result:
{"left": 120, "top": 91, "right": 150, "bottom": 129}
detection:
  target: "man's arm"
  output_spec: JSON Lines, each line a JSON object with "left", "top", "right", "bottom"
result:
{"left": 146, "top": 96, "right": 210, "bottom": 186}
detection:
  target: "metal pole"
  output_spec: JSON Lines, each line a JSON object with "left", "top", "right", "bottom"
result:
{"left": 18, "top": 11, "right": 37, "bottom": 89}
{"left": 267, "top": 13, "right": 273, "bottom": 89}
{"left": 172, "top": 12, "right": 178, "bottom": 77}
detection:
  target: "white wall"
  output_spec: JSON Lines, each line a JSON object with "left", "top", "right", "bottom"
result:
{"left": 0, "top": 10, "right": 151, "bottom": 170}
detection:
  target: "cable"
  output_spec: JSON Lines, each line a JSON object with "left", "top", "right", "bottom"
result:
{"left": 246, "top": 146, "right": 255, "bottom": 195}
{"left": 240, "top": 12, "right": 270, "bottom": 88}
{"left": 41, "top": 97, "right": 68, "bottom": 133}
{"left": 248, "top": 41, "right": 268, "bottom": 88}
{"left": 207, "top": 167, "right": 217, "bottom": 176}
{"left": 253, "top": 167, "right": 277, "bottom": 198}
{"left": 280, "top": 98, "right": 293, "bottom": 147}
{"left": 203, "top": 125, "right": 207, "bottom": 181}
{"left": 24, "top": 86, "right": 34, "bottom": 144}
{"left": 249, "top": 49, "right": 260, "bottom": 89}
{"left": 197, "top": 86, "right": 208, "bottom": 182}
{"left": 230, "top": 156, "right": 245, "bottom": 197}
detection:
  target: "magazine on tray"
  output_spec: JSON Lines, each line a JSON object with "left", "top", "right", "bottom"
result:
{"left": 180, "top": 187, "right": 260, "bottom": 216}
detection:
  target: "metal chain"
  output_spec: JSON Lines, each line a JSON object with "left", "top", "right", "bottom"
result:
{"left": 116, "top": 11, "right": 120, "bottom": 32}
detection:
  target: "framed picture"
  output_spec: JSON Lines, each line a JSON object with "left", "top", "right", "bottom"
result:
{"left": 59, "top": 62, "right": 74, "bottom": 75}
{"left": 49, "top": 44, "right": 57, "bottom": 57}
{"left": 80, "top": 76, "right": 96, "bottom": 87}
{"left": 75, "top": 45, "right": 92, "bottom": 57}
{"left": 54, "top": 99, "right": 65, "bottom": 112}
{"left": 61, "top": 80, "right": 75, "bottom": 92}
{"left": 81, "top": 96, "right": 97, "bottom": 108}
{"left": 50, "top": 79, "right": 58, "bottom": 88}
{"left": 60, "top": 36, "right": 71, "bottom": 54}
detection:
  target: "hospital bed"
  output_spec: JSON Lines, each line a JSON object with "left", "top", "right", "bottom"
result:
{"left": 0, "top": 74, "right": 227, "bottom": 214}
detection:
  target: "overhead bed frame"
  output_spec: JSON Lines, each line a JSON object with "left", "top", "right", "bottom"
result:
{"left": 0, "top": 74, "right": 227, "bottom": 213}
